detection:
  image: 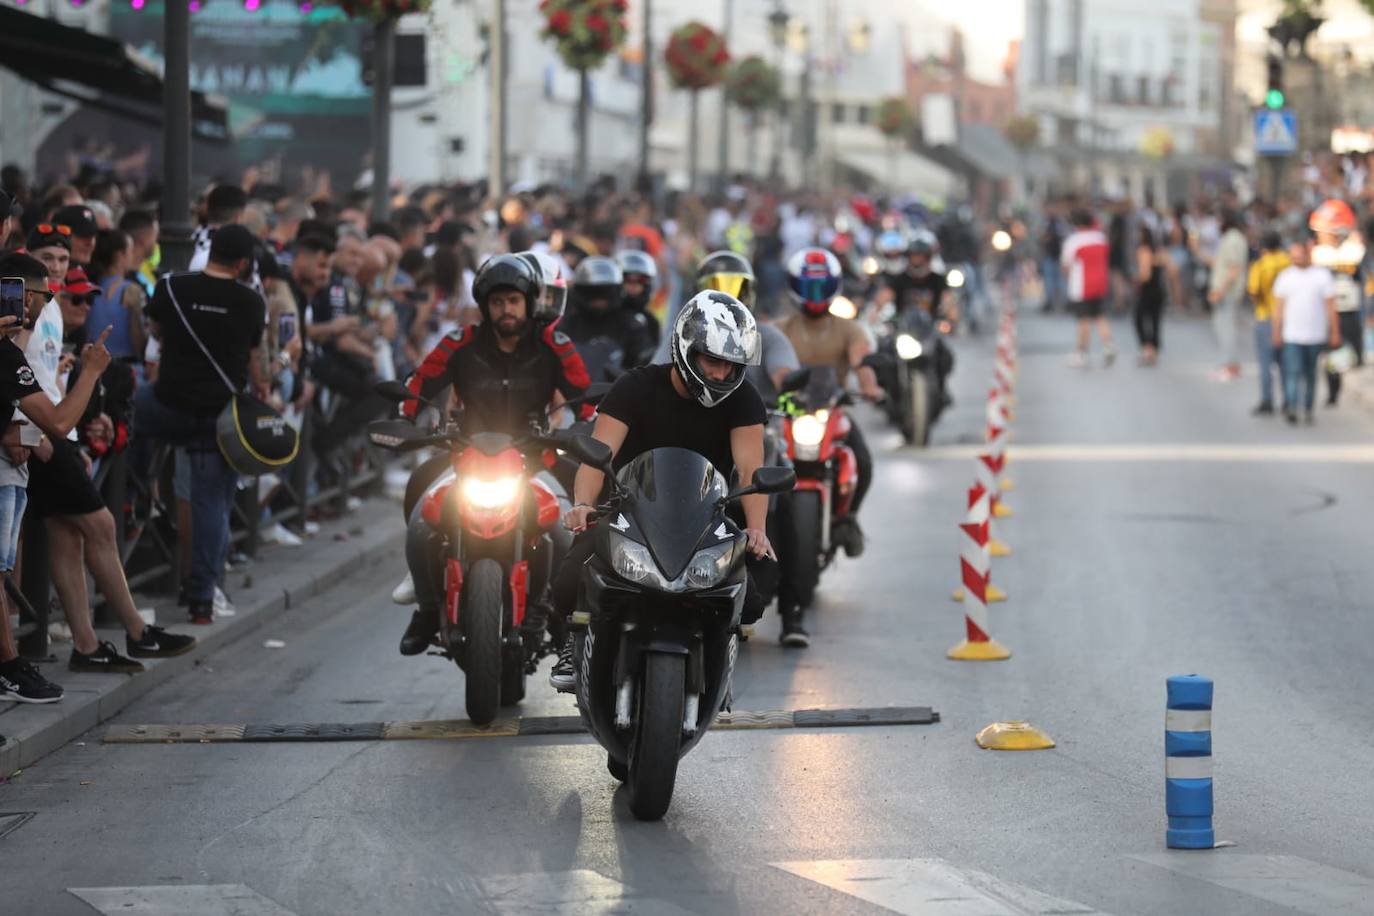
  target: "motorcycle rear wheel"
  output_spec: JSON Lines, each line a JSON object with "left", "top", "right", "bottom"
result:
{"left": 790, "top": 490, "right": 822, "bottom": 608}
{"left": 463, "top": 559, "right": 504, "bottom": 726}
{"left": 627, "top": 651, "right": 686, "bottom": 821}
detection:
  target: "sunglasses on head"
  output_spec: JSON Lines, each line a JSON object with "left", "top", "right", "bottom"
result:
{"left": 36, "top": 223, "right": 72, "bottom": 236}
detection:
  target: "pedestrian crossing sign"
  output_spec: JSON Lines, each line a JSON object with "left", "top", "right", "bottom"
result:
{"left": 1254, "top": 108, "right": 1298, "bottom": 156}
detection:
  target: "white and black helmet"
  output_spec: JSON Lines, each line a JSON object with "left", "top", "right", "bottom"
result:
{"left": 670, "top": 290, "right": 761, "bottom": 408}
{"left": 516, "top": 250, "right": 569, "bottom": 322}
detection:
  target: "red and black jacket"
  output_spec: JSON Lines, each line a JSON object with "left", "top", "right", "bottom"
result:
{"left": 402, "top": 321, "right": 592, "bottom": 433}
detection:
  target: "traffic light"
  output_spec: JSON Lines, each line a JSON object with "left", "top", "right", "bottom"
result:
{"left": 1266, "top": 55, "right": 1285, "bottom": 109}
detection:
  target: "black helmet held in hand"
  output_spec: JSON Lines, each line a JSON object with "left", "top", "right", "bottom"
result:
{"left": 571, "top": 256, "right": 624, "bottom": 313}
{"left": 695, "top": 250, "right": 756, "bottom": 309}
{"left": 472, "top": 254, "right": 539, "bottom": 322}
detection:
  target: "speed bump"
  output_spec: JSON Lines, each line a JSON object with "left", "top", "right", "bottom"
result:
{"left": 102, "top": 706, "right": 939, "bottom": 745}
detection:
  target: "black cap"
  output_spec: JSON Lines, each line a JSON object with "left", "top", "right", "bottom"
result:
{"left": 255, "top": 243, "right": 286, "bottom": 280}
{"left": 51, "top": 204, "right": 97, "bottom": 238}
{"left": 26, "top": 225, "right": 71, "bottom": 252}
{"left": 208, "top": 224, "right": 257, "bottom": 263}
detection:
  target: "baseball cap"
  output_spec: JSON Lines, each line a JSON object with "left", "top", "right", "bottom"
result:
{"left": 51, "top": 204, "right": 98, "bottom": 238}
{"left": 27, "top": 224, "right": 72, "bottom": 252}
{"left": 63, "top": 266, "right": 98, "bottom": 297}
{"left": 208, "top": 224, "right": 257, "bottom": 263}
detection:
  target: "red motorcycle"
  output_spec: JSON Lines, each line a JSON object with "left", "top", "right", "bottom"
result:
{"left": 370, "top": 382, "right": 604, "bottom": 725}
{"left": 780, "top": 368, "right": 861, "bottom": 608}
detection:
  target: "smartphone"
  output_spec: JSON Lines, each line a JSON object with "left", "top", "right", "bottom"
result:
{"left": 0, "top": 277, "right": 25, "bottom": 322}
{"left": 278, "top": 312, "right": 297, "bottom": 344}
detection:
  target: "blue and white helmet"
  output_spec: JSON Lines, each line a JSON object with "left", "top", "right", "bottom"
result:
{"left": 670, "top": 290, "right": 761, "bottom": 407}
{"left": 786, "top": 247, "right": 843, "bottom": 318}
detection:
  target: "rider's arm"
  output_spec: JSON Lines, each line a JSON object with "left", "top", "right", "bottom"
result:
{"left": 401, "top": 329, "right": 464, "bottom": 420}
{"left": 730, "top": 423, "right": 768, "bottom": 533}
{"left": 846, "top": 322, "right": 882, "bottom": 399}
{"left": 569, "top": 412, "right": 629, "bottom": 519}
{"left": 544, "top": 324, "right": 595, "bottom": 419}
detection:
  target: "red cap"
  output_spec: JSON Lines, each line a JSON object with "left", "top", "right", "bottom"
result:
{"left": 63, "top": 266, "right": 98, "bottom": 296}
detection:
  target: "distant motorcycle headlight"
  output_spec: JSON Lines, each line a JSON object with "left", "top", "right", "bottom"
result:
{"left": 895, "top": 333, "right": 923, "bottom": 361}
{"left": 992, "top": 230, "right": 1012, "bottom": 252}
{"left": 946, "top": 268, "right": 965, "bottom": 288}
{"left": 829, "top": 295, "right": 858, "bottom": 320}
{"left": 680, "top": 541, "right": 736, "bottom": 590}
{"left": 791, "top": 411, "right": 827, "bottom": 461}
{"left": 461, "top": 476, "right": 521, "bottom": 510}
{"left": 861, "top": 256, "right": 880, "bottom": 276}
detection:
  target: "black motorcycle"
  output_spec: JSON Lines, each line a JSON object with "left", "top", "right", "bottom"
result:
{"left": 561, "top": 435, "right": 795, "bottom": 820}
{"left": 874, "top": 306, "right": 951, "bottom": 446}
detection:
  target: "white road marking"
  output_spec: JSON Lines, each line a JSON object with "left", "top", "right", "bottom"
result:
{"left": 1131, "top": 853, "right": 1374, "bottom": 915}
{"left": 475, "top": 870, "right": 696, "bottom": 914}
{"left": 772, "top": 858, "right": 1108, "bottom": 915}
{"left": 920, "top": 444, "right": 1374, "bottom": 463}
{"left": 68, "top": 884, "right": 298, "bottom": 915}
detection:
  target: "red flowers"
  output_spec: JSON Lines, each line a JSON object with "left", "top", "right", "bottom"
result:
{"left": 541, "top": 0, "right": 628, "bottom": 71}
{"left": 549, "top": 8, "right": 571, "bottom": 34}
{"left": 666, "top": 21, "right": 730, "bottom": 90}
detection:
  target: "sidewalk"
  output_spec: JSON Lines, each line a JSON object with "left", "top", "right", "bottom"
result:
{"left": 0, "top": 498, "right": 406, "bottom": 774}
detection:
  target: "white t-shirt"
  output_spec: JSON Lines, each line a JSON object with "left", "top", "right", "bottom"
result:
{"left": 1273, "top": 265, "right": 1335, "bottom": 345}
{"left": 21, "top": 298, "right": 76, "bottom": 441}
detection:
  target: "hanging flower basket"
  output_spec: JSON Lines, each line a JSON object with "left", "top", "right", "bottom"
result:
{"left": 726, "top": 55, "right": 781, "bottom": 112}
{"left": 539, "top": 0, "right": 630, "bottom": 72}
{"left": 665, "top": 20, "right": 730, "bottom": 91}
{"left": 326, "top": 0, "right": 430, "bottom": 21}
{"left": 875, "top": 96, "right": 914, "bottom": 139}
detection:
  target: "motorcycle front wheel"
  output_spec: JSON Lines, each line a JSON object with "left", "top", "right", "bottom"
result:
{"left": 627, "top": 651, "right": 686, "bottom": 821}
{"left": 790, "top": 489, "right": 822, "bottom": 608}
{"left": 902, "top": 368, "right": 931, "bottom": 447}
{"left": 463, "top": 558, "right": 504, "bottom": 726}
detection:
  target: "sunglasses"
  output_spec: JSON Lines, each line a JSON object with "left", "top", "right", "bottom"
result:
{"left": 65, "top": 294, "right": 94, "bottom": 306}
{"left": 35, "top": 223, "right": 72, "bottom": 236}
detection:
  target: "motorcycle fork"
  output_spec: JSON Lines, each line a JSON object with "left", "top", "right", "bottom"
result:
{"left": 611, "top": 622, "right": 705, "bottom": 732}
{"left": 820, "top": 479, "right": 833, "bottom": 553}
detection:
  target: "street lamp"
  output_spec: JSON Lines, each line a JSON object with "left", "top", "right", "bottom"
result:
{"left": 768, "top": 0, "right": 789, "bottom": 181}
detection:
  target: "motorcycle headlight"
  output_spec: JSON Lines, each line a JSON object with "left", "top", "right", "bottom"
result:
{"left": 610, "top": 534, "right": 671, "bottom": 589}
{"left": 680, "top": 541, "right": 736, "bottom": 590}
{"left": 946, "top": 268, "right": 965, "bottom": 288}
{"left": 861, "top": 256, "right": 880, "bottom": 276}
{"left": 792, "top": 412, "right": 827, "bottom": 446}
{"left": 992, "top": 230, "right": 1012, "bottom": 252}
{"left": 895, "top": 333, "right": 923, "bottom": 361}
{"left": 828, "top": 295, "right": 858, "bottom": 320}
{"left": 461, "top": 476, "right": 522, "bottom": 510}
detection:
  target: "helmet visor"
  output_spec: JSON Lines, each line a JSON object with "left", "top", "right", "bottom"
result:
{"left": 794, "top": 273, "right": 839, "bottom": 305}
{"left": 700, "top": 272, "right": 754, "bottom": 306}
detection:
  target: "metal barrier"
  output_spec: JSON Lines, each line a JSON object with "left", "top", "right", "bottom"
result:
{"left": 14, "top": 402, "right": 393, "bottom": 658}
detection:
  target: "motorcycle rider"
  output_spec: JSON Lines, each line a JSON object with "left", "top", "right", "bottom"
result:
{"left": 615, "top": 249, "right": 661, "bottom": 356}
{"left": 559, "top": 256, "right": 655, "bottom": 379}
{"left": 393, "top": 254, "right": 593, "bottom": 655}
{"left": 875, "top": 232, "right": 957, "bottom": 405}
{"left": 776, "top": 248, "right": 883, "bottom": 566}
{"left": 548, "top": 291, "right": 778, "bottom": 690}
{"left": 694, "top": 250, "right": 800, "bottom": 400}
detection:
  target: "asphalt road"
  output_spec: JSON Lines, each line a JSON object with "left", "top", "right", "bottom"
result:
{"left": 5, "top": 309, "right": 1374, "bottom": 915}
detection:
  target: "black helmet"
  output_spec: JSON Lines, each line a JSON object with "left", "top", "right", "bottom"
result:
{"left": 472, "top": 254, "right": 538, "bottom": 322}
{"left": 670, "top": 290, "right": 761, "bottom": 408}
{"left": 571, "top": 256, "right": 623, "bottom": 313}
{"left": 615, "top": 249, "right": 657, "bottom": 312}
{"left": 696, "top": 250, "right": 756, "bottom": 308}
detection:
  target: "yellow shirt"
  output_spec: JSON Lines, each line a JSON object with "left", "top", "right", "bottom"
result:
{"left": 1247, "top": 251, "right": 1291, "bottom": 322}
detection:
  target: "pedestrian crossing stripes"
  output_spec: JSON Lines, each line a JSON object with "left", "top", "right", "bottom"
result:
{"left": 922, "top": 444, "right": 1374, "bottom": 463}
{"left": 773, "top": 858, "right": 1109, "bottom": 915}
{"left": 1131, "top": 853, "right": 1374, "bottom": 915}
{"left": 69, "top": 884, "right": 297, "bottom": 915}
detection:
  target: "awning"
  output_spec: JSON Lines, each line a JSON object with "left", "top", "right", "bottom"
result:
{"left": 836, "top": 147, "right": 963, "bottom": 201}
{"left": 0, "top": 7, "right": 228, "bottom": 143}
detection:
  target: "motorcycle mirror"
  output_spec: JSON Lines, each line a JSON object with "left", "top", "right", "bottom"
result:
{"left": 725, "top": 466, "right": 796, "bottom": 503}
{"left": 565, "top": 434, "right": 614, "bottom": 470}
{"left": 367, "top": 419, "right": 428, "bottom": 451}
{"left": 778, "top": 368, "right": 812, "bottom": 395}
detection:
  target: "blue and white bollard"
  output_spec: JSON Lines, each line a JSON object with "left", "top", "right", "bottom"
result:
{"left": 1166, "top": 674, "right": 1214, "bottom": 849}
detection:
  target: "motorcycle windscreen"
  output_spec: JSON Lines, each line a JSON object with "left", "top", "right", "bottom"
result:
{"left": 617, "top": 447, "right": 729, "bottom": 581}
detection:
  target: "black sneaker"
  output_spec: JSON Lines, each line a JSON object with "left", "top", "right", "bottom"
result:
{"left": 127, "top": 625, "right": 197, "bottom": 659}
{"left": 1304, "top": 410, "right": 1315, "bottom": 426}
{"left": 188, "top": 601, "right": 214, "bottom": 625}
{"left": 0, "top": 659, "right": 64, "bottom": 703}
{"left": 399, "top": 607, "right": 438, "bottom": 656}
{"left": 780, "top": 610, "right": 810, "bottom": 649}
{"left": 1285, "top": 411, "right": 1299, "bottom": 425}
{"left": 833, "top": 518, "right": 865, "bottom": 558}
{"left": 1252, "top": 403, "right": 1274, "bottom": 416}
{"left": 69, "top": 641, "right": 145, "bottom": 674}
{"left": 549, "top": 641, "right": 575, "bottom": 693}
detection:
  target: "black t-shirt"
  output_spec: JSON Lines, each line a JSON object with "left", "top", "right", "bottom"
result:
{"left": 885, "top": 270, "right": 948, "bottom": 314}
{"left": 0, "top": 339, "right": 41, "bottom": 437}
{"left": 148, "top": 272, "right": 266, "bottom": 416}
{"left": 598, "top": 364, "right": 766, "bottom": 480}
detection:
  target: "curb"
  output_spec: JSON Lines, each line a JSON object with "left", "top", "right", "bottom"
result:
{"left": 0, "top": 504, "right": 405, "bottom": 774}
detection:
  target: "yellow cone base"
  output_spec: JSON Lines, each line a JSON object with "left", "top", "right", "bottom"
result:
{"left": 993, "top": 503, "right": 1013, "bottom": 519}
{"left": 989, "top": 539, "right": 1012, "bottom": 558}
{"left": 1000, "top": 478, "right": 1014, "bottom": 491}
{"left": 975, "top": 721, "right": 1055, "bottom": 750}
{"left": 953, "top": 584, "right": 1008, "bottom": 603}
{"left": 947, "top": 639, "right": 1012, "bottom": 661}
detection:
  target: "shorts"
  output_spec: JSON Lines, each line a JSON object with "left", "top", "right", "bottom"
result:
{"left": 27, "top": 437, "right": 105, "bottom": 519}
{"left": 1072, "top": 297, "right": 1105, "bottom": 319}
{"left": 0, "top": 485, "right": 27, "bottom": 571}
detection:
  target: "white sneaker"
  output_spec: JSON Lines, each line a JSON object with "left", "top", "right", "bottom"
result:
{"left": 345, "top": 496, "right": 363, "bottom": 512}
{"left": 304, "top": 521, "right": 321, "bottom": 536}
{"left": 1066, "top": 351, "right": 1087, "bottom": 369}
{"left": 392, "top": 572, "right": 416, "bottom": 605}
{"left": 213, "top": 586, "right": 237, "bottom": 617}
{"left": 263, "top": 522, "right": 303, "bottom": 548}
